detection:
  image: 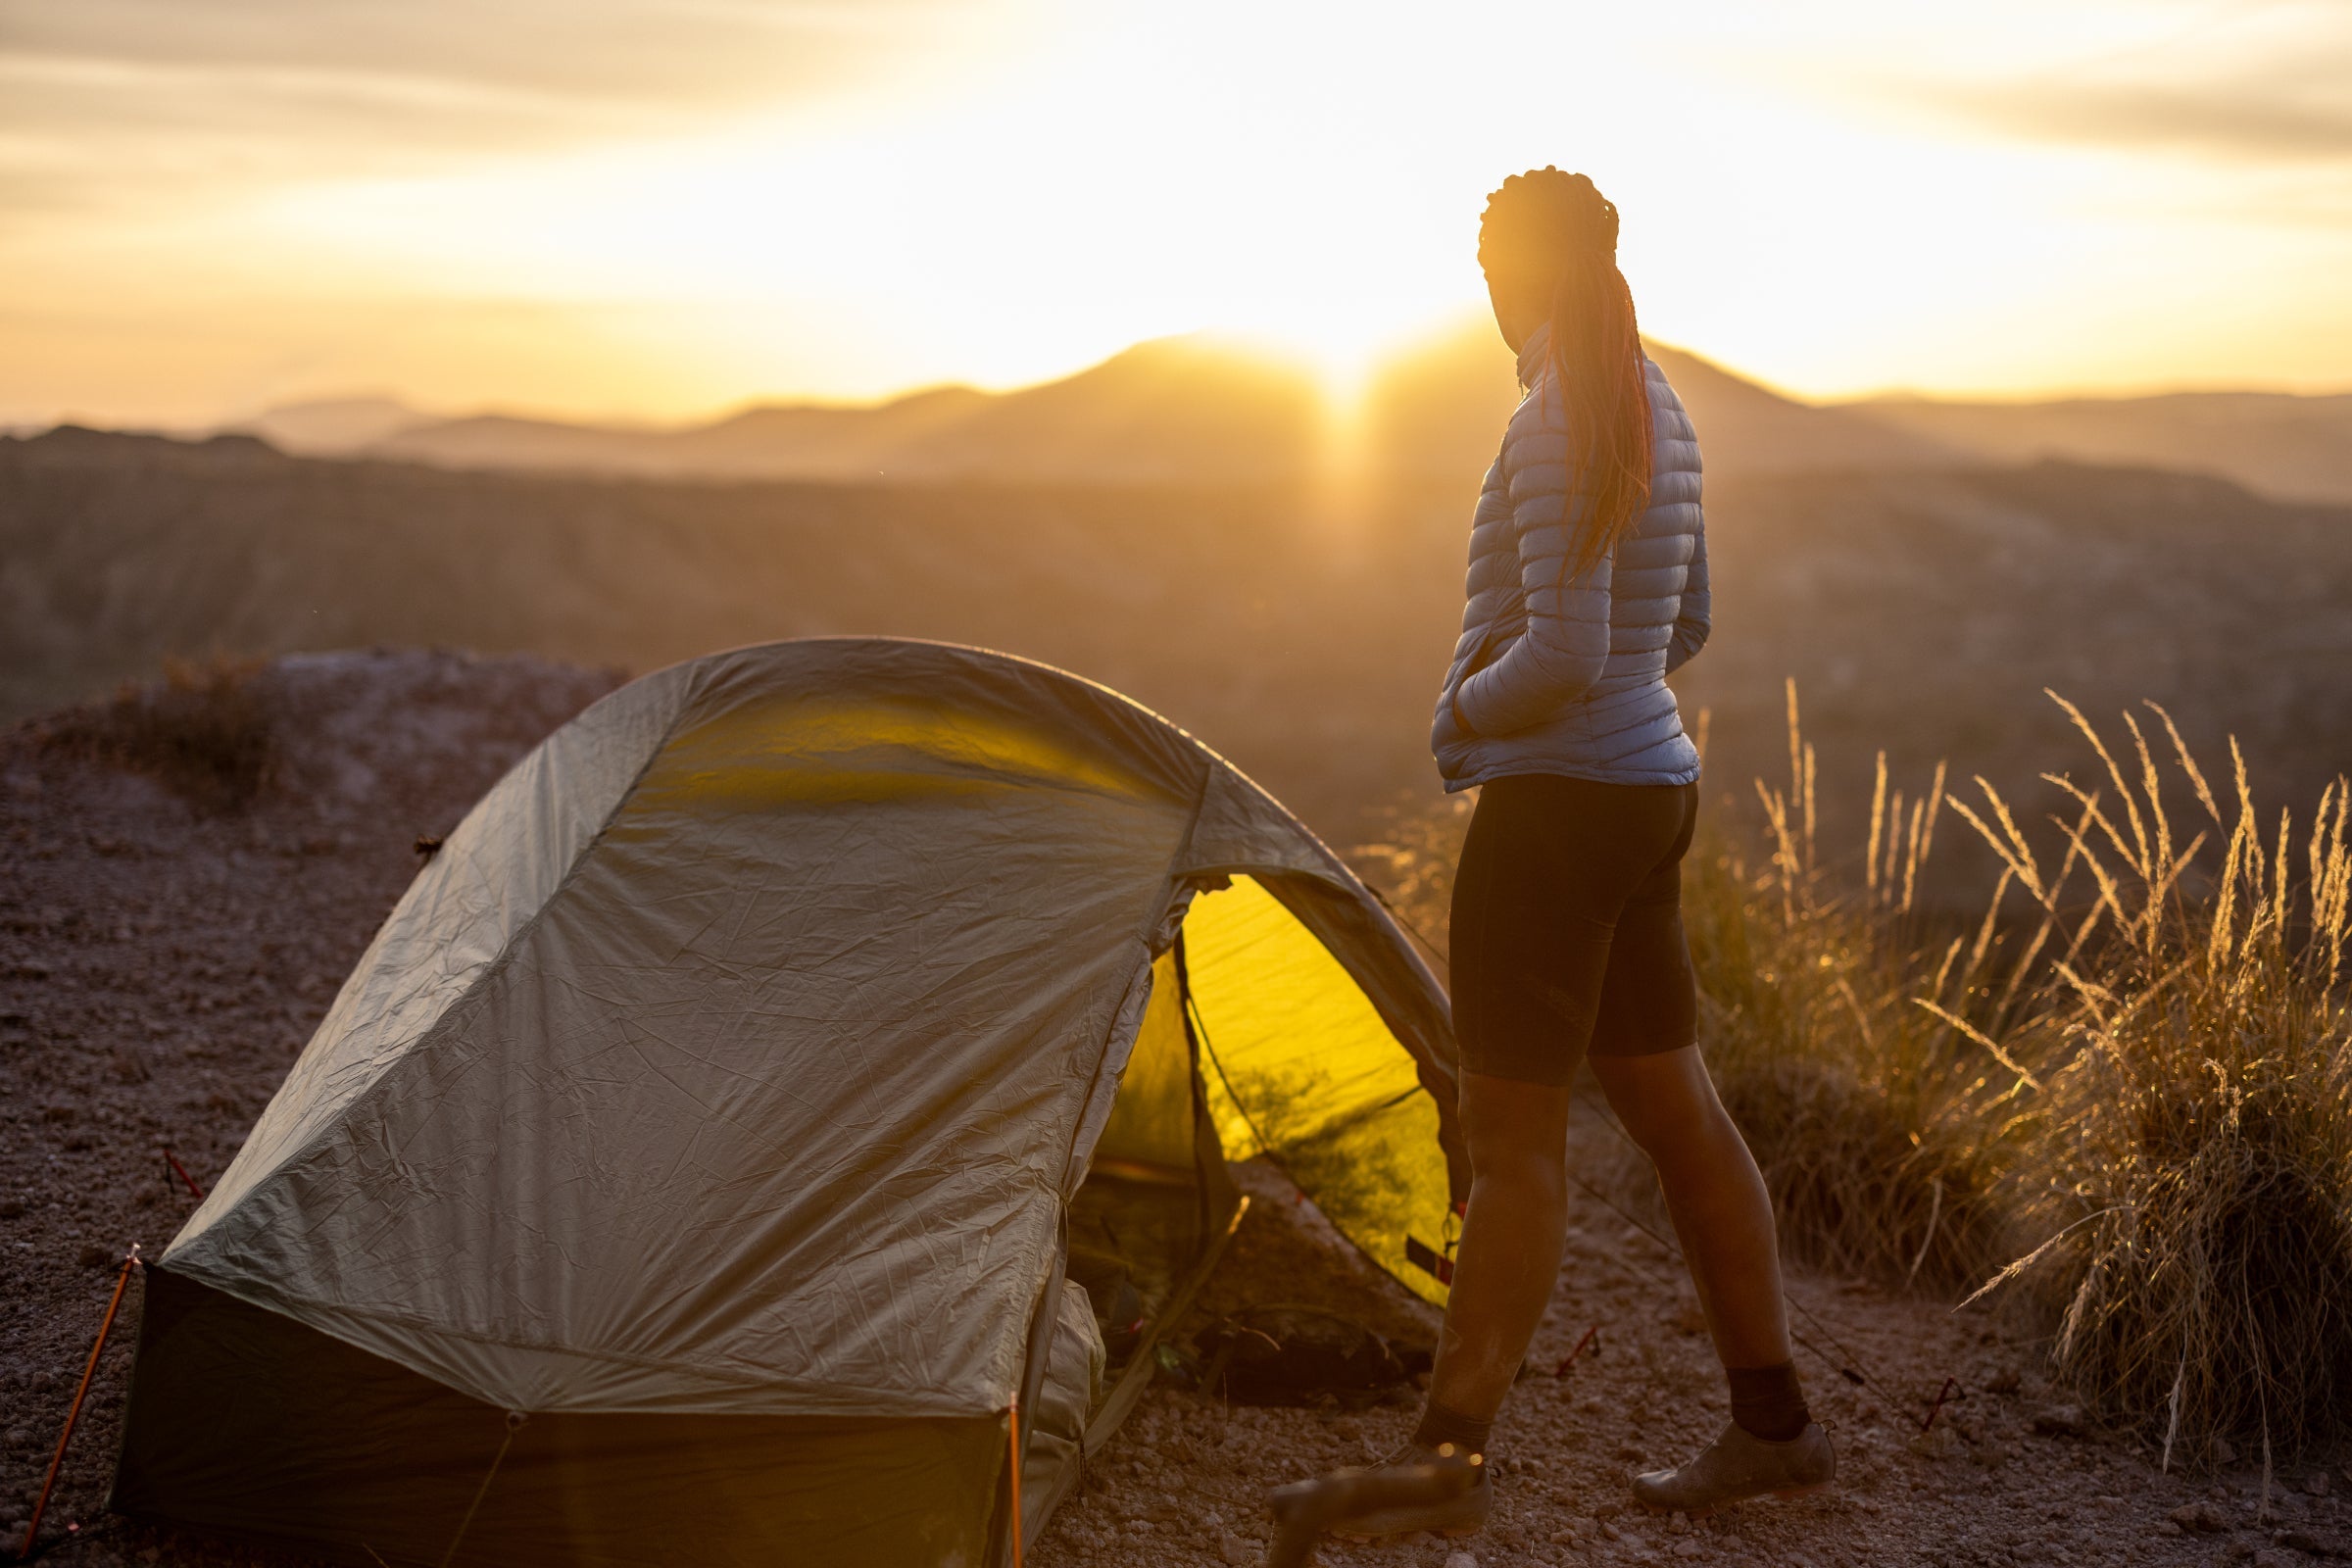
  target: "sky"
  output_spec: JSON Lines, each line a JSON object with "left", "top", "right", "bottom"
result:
{"left": 5, "top": 0, "right": 2352, "bottom": 427}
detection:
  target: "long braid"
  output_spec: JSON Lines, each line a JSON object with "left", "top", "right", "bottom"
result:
{"left": 1481, "top": 169, "right": 1654, "bottom": 580}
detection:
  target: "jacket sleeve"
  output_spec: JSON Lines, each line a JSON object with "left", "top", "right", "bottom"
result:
{"left": 1452, "top": 416, "right": 1613, "bottom": 737}
{"left": 1664, "top": 508, "right": 1710, "bottom": 675}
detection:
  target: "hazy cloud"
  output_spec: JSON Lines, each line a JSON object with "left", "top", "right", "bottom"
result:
{"left": 0, "top": 0, "right": 1000, "bottom": 227}
{"left": 1948, "top": 77, "right": 2352, "bottom": 162}
{"left": 1912, "top": 8, "right": 2352, "bottom": 164}
{"left": 0, "top": 1, "right": 962, "bottom": 111}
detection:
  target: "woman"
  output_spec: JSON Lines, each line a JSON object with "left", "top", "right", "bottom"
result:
{"left": 1334, "top": 169, "right": 1835, "bottom": 1539}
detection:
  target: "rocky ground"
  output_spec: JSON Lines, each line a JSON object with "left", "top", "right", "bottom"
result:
{"left": 3, "top": 652, "right": 2347, "bottom": 1567}
{"left": 1045, "top": 1152, "right": 2352, "bottom": 1567}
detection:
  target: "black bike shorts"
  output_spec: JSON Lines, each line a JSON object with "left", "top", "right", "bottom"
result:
{"left": 1448, "top": 771, "right": 1701, "bottom": 1085}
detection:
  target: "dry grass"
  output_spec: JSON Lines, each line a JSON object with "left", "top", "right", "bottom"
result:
{"left": 1677, "top": 686, "right": 2018, "bottom": 1295}
{"left": 1954, "top": 697, "right": 2352, "bottom": 1464}
{"left": 36, "top": 655, "right": 276, "bottom": 810}
{"left": 1350, "top": 682, "right": 2352, "bottom": 1463}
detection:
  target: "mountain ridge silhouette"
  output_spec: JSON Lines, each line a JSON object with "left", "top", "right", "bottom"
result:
{"left": 222, "top": 329, "right": 2352, "bottom": 502}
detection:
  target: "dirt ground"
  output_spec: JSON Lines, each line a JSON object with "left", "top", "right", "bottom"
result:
{"left": 4, "top": 652, "right": 2348, "bottom": 1567}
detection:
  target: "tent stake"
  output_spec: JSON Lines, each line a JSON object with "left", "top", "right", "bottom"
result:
{"left": 21, "top": 1244, "right": 139, "bottom": 1561}
{"left": 1007, "top": 1395, "right": 1025, "bottom": 1568}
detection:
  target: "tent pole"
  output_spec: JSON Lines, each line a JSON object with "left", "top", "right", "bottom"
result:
{"left": 20, "top": 1245, "right": 140, "bottom": 1560}
{"left": 1079, "top": 1190, "right": 1249, "bottom": 1457}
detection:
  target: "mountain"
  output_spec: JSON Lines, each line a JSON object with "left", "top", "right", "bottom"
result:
{"left": 360, "top": 339, "right": 1322, "bottom": 485}
{"left": 236, "top": 396, "right": 430, "bottom": 456}
{"left": 244, "top": 329, "right": 1970, "bottom": 489}
{"left": 7, "top": 426, "right": 2348, "bottom": 860}
{"left": 1356, "top": 323, "right": 1970, "bottom": 479}
{"left": 365, "top": 384, "right": 994, "bottom": 480}
{"left": 1843, "top": 390, "right": 2352, "bottom": 506}
{"left": 213, "top": 335, "right": 2350, "bottom": 502}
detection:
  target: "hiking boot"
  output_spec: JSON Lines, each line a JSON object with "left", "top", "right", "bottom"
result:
{"left": 1319, "top": 1444, "right": 1490, "bottom": 1541}
{"left": 1631, "top": 1421, "right": 1836, "bottom": 1516}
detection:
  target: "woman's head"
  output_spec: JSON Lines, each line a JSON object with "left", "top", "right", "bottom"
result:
{"left": 1479, "top": 168, "right": 1653, "bottom": 574}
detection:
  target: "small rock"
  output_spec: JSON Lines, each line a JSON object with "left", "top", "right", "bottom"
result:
{"left": 1908, "top": 1425, "right": 1965, "bottom": 1460}
{"left": 1984, "top": 1368, "right": 2022, "bottom": 1395}
{"left": 2030, "top": 1404, "right": 2085, "bottom": 1437}
{"left": 2171, "top": 1499, "right": 2230, "bottom": 1533}
{"left": 1217, "top": 1531, "right": 1250, "bottom": 1565}
{"left": 1446, "top": 1553, "right": 1479, "bottom": 1568}
{"left": 2304, "top": 1472, "right": 2332, "bottom": 1497}
{"left": 77, "top": 1242, "right": 114, "bottom": 1268}
{"left": 0, "top": 1199, "right": 24, "bottom": 1219}
{"left": 2215, "top": 1437, "right": 2240, "bottom": 1465}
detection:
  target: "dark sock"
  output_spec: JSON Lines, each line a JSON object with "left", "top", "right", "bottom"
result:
{"left": 1727, "top": 1360, "right": 1811, "bottom": 1443}
{"left": 1410, "top": 1397, "right": 1493, "bottom": 1458}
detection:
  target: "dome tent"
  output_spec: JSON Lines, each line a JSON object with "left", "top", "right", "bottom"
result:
{"left": 112, "top": 638, "right": 1465, "bottom": 1567}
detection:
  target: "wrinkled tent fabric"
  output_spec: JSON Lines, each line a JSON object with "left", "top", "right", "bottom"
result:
{"left": 113, "top": 638, "right": 1462, "bottom": 1567}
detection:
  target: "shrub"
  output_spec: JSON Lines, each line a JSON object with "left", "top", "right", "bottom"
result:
{"left": 40, "top": 655, "right": 276, "bottom": 811}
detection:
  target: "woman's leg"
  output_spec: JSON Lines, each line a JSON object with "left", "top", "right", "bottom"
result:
{"left": 1419, "top": 1070, "right": 1576, "bottom": 1430}
{"left": 1416, "top": 775, "right": 1693, "bottom": 1450}
{"left": 1592, "top": 1043, "right": 1835, "bottom": 1512}
{"left": 1586, "top": 1045, "right": 1789, "bottom": 1369}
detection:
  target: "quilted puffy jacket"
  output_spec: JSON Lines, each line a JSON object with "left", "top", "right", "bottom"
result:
{"left": 1431, "top": 322, "right": 1710, "bottom": 790}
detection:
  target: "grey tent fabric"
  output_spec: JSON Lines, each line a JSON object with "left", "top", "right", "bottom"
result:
{"left": 116, "top": 638, "right": 1459, "bottom": 1565}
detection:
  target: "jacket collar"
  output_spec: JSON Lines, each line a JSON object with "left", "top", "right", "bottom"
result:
{"left": 1514, "top": 321, "right": 1552, "bottom": 390}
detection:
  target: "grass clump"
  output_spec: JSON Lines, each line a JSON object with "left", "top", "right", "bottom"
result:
{"left": 1677, "top": 686, "right": 2018, "bottom": 1295}
{"left": 41, "top": 654, "right": 276, "bottom": 810}
{"left": 1953, "top": 699, "right": 2352, "bottom": 1463}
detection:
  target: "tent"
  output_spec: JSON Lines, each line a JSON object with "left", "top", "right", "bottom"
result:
{"left": 112, "top": 638, "right": 1465, "bottom": 1567}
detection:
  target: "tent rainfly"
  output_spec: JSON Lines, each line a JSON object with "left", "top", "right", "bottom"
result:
{"left": 112, "top": 638, "right": 1466, "bottom": 1567}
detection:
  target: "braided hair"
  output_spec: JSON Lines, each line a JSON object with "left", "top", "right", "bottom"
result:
{"left": 1478, "top": 168, "right": 1654, "bottom": 580}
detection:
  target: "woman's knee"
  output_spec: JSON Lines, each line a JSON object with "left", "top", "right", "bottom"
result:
{"left": 1589, "top": 1045, "right": 1727, "bottom": 1157}
{"left": 1458, "top": 1070, "right": 1573, "bottom": 1192}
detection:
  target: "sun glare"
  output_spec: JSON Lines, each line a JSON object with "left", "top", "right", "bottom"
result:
{"left": 9, "top": 0, "right": 2350, "bottom": 425}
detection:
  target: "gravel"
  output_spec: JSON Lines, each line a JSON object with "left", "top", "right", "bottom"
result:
{"left": 5, "top": 649, "right": 2347, "bottom": 1567}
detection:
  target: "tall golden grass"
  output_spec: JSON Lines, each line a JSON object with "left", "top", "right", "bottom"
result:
{"left": 1351, "top": 682, "right": 2352, "bottom": 1460}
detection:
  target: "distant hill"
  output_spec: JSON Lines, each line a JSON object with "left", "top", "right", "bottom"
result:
{"left": 230, "top": 328, "right": 1973, "bottom": 489}
{"left": 351, "top": 339, "right": 1324, "bottom": 485}
{"left": 7, "top": 426, "right": 2348, "bottom": 858}
{"left": 1843, "top": 390, "right": 2352, "bottom": 506}
{"left": 1355, "top": 326, "right": 1971, "bottom": 480}
{"left": 240, "top": 396, "right": 430, "bottom": 456}
{"left": 214, "top": 335, "right": 2352, "bottom": 503}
